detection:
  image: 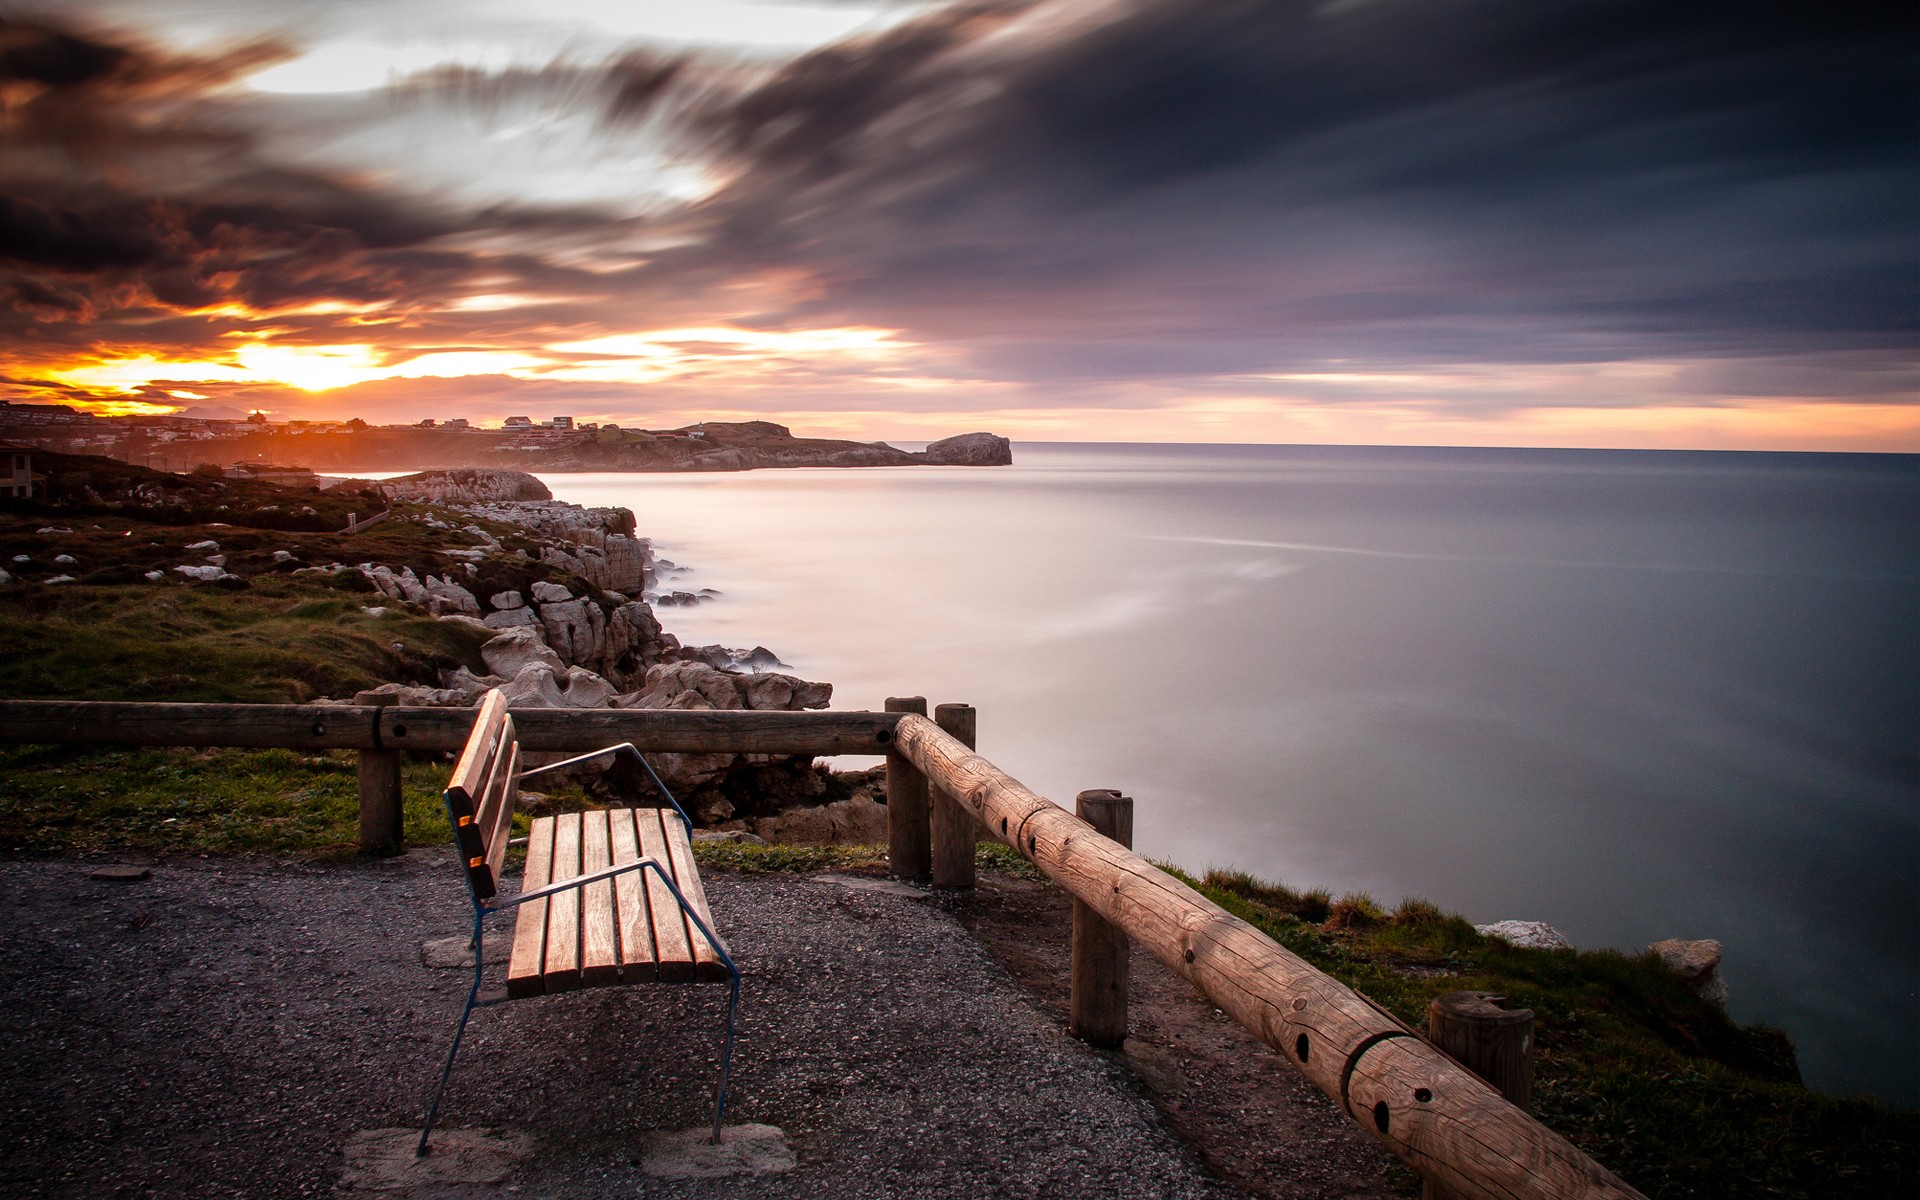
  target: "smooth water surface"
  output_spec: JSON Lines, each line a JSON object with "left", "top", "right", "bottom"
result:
{"left": 540, "top": 444, "right": 1919, "bottom": 1102}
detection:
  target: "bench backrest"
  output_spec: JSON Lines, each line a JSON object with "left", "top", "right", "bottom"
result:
{"left": 444, "top": 688, "right": 519, "bottom": 901}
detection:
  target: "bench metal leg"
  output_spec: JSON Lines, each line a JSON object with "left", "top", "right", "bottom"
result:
{"left": 711, "top": 969, "right": 741, "bottom": 1144}
{"left": 419, "top": 911, "right": 487, "bottom": 1156}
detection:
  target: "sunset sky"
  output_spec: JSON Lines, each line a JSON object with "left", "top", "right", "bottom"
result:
{"left": 2, "top": 1, "right": 1914, "bottom": 449}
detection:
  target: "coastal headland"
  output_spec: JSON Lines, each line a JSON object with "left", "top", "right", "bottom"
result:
{"left": 0, "top": 401, "right": 1013, "bottom": 474}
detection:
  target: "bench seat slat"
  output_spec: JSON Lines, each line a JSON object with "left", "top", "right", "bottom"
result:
{"left": 446, "top": 691, "right": 508, "bottom": 801}
{"left": 542, "top": 811, "right": 584, "bottom": 991}
{"left": 479, "top": 725, "right": 519, "bottom": 894}
{"left": 635, "top": 808, "right": 696, "bottom": 983}
{"left": 579, "top": 809, "right": 621, "bottom": 986}
{"left": 609, "top": 809, "right": 658, "bottom": 982}
{"left": 661, "top": 813, "right": 732, "bottom": 982}
{"left": 505, "top": 816, "right": 554, "bottom": 998}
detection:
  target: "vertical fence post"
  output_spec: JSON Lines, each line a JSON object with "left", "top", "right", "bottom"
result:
{"left": 1070, "top": 788, "right": 1133, "bottom": 1048}
{"left": 354, "top": 691, "right": 404, "bottom": 855}
{"left": 885, "top": 696, "right": 931, "bottom": 882}
{"left": 1423, "top": 991, "right": 1535, "bottom": 1199}
{"left": 931, "top": 703, "right": 977, "bottom": 888}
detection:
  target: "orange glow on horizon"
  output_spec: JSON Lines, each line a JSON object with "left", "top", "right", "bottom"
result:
{"left": 33, "top": 324, "right": 917, "bottom": 398}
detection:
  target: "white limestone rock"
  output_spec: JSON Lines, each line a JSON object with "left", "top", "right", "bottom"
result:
{"left": 498, "top": 662, "right": 616, "bottom": 709}
{"left": 1474, "top": 920, "right": 1573, "bottom": 951}
{"left": 481, "top": 626, "right": 565, "bottom": 677}
{"left": 439, "top": 666, "right": 507, "bottom": 704}
{"left": 174, "top": 564, "right": 227, "bottom": 581}
{"left": 423, "top": 573, "right": 481, "bottom": 616}
{"left": 481, "top": 607, "right": 541, "bottom": 630}
{"left": 530, "top": 579, "right": 573, "bottom": 604}
{"left": 1649, "top": 938, "right": 1729, "bottom": 1008}
{"left": 53, "top": 554, "right": 75, "bottom": 565}
{"left": 539, "top": 597, "right": 607, "bottom": 667}
{"left": 489, "top": 590, "right": 525, "bottom": 611}
{"left": 186, "top": 539, "right": 219, "bottom": 552}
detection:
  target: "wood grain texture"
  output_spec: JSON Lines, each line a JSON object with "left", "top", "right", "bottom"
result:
{"left": 0, "top": 700, "right": 380, "bottom": 749}
{"left": 659, "top": 814, "right": 731, "bottom": 982}
{"left": 1430, "top": 992, "right": 1534, "bottom": 1111}
{"left": 542, "top": 812, "right": 583, "bottom": 992}
{"left": 931, "top": 703, "right": 978, "bottom": 889}
{"left": 356, "top": 749, "right": 403, "bottom": 854}
{"left": 579, "top": 809, "right": 621, "bottom": 987}
{"left": 478, "top": 734, "right": 520, "bottom": 897}
{"left": 447, "top": 691, "right": 509, "bottom": 799}
{"left": 0, "top": 699, "right": 900, "bottom": 754}
{"left": 506, "top": 816, "right": 555, "bottom": 999}
{"left": 885, "top": 697, "right": 931, "bottom": 882}
{"left": 635, "top": 808, "right": 694, "bottom": 982}
{"left": 891, "top": 713, "right": 1644, "bottom": 1200}
{"left": 1070, "top": 789, "right": 1132, "bottom": 1049}
{"left": 608, "top": 809, "right": 658, "bottom": 983}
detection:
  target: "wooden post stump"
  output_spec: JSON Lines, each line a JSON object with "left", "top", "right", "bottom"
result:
{"left": 354, "top": 691, "right": 404, "bottom": 855}
{"left": 884, "top": 696, "right": 931, "bottom": 882}
{"left": 931, "top": 703, "right": 978, "bottom": 889}
{"left": 1423, "top": 991, "right": 1535, "bottom": 1200}
{"left": 1070, "top": 789, "right": 1133, "bottom": 1048}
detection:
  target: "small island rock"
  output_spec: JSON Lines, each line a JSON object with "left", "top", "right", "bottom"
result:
{"left": 921, "top": 431, "right": 1013, "bottom": 466}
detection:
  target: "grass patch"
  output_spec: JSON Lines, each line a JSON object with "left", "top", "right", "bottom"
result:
{"left": 0, "top": 576, "right": 492, "bottom": 702}
{"left": 691, "top": 841, "right": 887, "bottom": 873}
{"left": 0, "top": 744, "right": 456, "bottom": 856}
{"left": 687, "top": 838, "right": 1043, "bottom": 878}
{"left": 1173, "top": 866, "right": 1918, "bottom": 1200}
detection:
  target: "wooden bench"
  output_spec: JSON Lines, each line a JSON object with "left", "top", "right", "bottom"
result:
{"left": 419, "top": 688, "right": 739, "bottom": 1154}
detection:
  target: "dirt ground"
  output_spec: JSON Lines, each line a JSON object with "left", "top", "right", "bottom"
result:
{"left": 938, "top": 871, "right": 1417, "bottom": 1200}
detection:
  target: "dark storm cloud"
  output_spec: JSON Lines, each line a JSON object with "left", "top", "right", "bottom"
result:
{"left": 0, "top": 16, "right": 627, "bottom": 340}
{"left": 656, "top": 0, "right": 1918, "bottom": 382}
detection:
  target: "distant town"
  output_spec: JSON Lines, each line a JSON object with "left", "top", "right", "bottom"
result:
{"left": 0, "top": 401, "right": 684, "bottom": 471}
{"left": 0, "top": 400, "right": 1012, "bottom": 479}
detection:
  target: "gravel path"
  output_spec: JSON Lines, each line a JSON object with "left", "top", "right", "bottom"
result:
{"left": 0, "top": 853, "right": 1243, "bottom": 1199}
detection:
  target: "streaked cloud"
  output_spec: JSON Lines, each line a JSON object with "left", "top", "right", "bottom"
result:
{"left": 1, "top": 2, "right": 1913, "bottom": 448}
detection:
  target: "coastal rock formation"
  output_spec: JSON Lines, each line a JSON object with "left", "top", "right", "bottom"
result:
{"left": 673, "top": 644, "right": 787, "bottom": 673}
{"left": 359, "top": 563, "right": 483, "bottom": 616}
{"left": 748, "top": 795, "right": 889, "bottom": 845}
{"left": 603, "top": 659, "right": 835, "bottom": 822}
{"left": 480, "top": 626, "right": 564, "bottom": 677}
{"left": 461, "top": 500, "right": 648, "bottom": 594}
{"left": 539, "top": 596, "right": 608, "bottom": 669}
{"left": 1475, "top": 920, "right": 1572, "bottom": 950}
{"left": 498, "top": 662, "right": 618, "bottom": 709}
{"left": 921, "top": 432, "right": 1013, "bottom": 466}
{"left": 1649, "top": 938, "right": 1729, "bottom": 1008}
{"left": 380, "top": 469, "right": 552, "bottom": 503}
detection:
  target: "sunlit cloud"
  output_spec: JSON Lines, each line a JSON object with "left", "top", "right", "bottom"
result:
{"left": 37, "top": 325, "right": 918, "bottom": 399}
{"left": 3, "top": 4, "right": 1910, "bottom": 451}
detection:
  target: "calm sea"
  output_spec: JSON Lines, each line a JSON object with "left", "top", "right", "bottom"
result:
{"left": 537, "top": 443, "right": 1920, "bottom": 1103}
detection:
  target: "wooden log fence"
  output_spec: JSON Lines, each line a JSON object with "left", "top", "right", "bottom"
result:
{"left": 888, "top": 713, "right": 1645, "bottom": 1200}
{"left": 1069, "top": 789, "right": 1132, "bottom": 1048}
{"left": 0, "top": 697, "right": 1643, "bottom": 1197}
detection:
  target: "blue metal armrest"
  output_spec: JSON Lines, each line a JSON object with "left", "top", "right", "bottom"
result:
{"left": 515, "top": 742, "right": 695, "bottom": 830}
{"left": 480, "top": 856, "right": 660, "bottom": 913}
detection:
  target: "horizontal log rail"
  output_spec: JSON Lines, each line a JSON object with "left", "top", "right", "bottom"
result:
{"left": 1, "top": 696, "right": 1644, "bottom": 1195}
{"left": 891, "top": 713, "right": 1644, "bottom": 1200}
{"left": 0, "top": 700, "right": 902, "bottom": 756}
